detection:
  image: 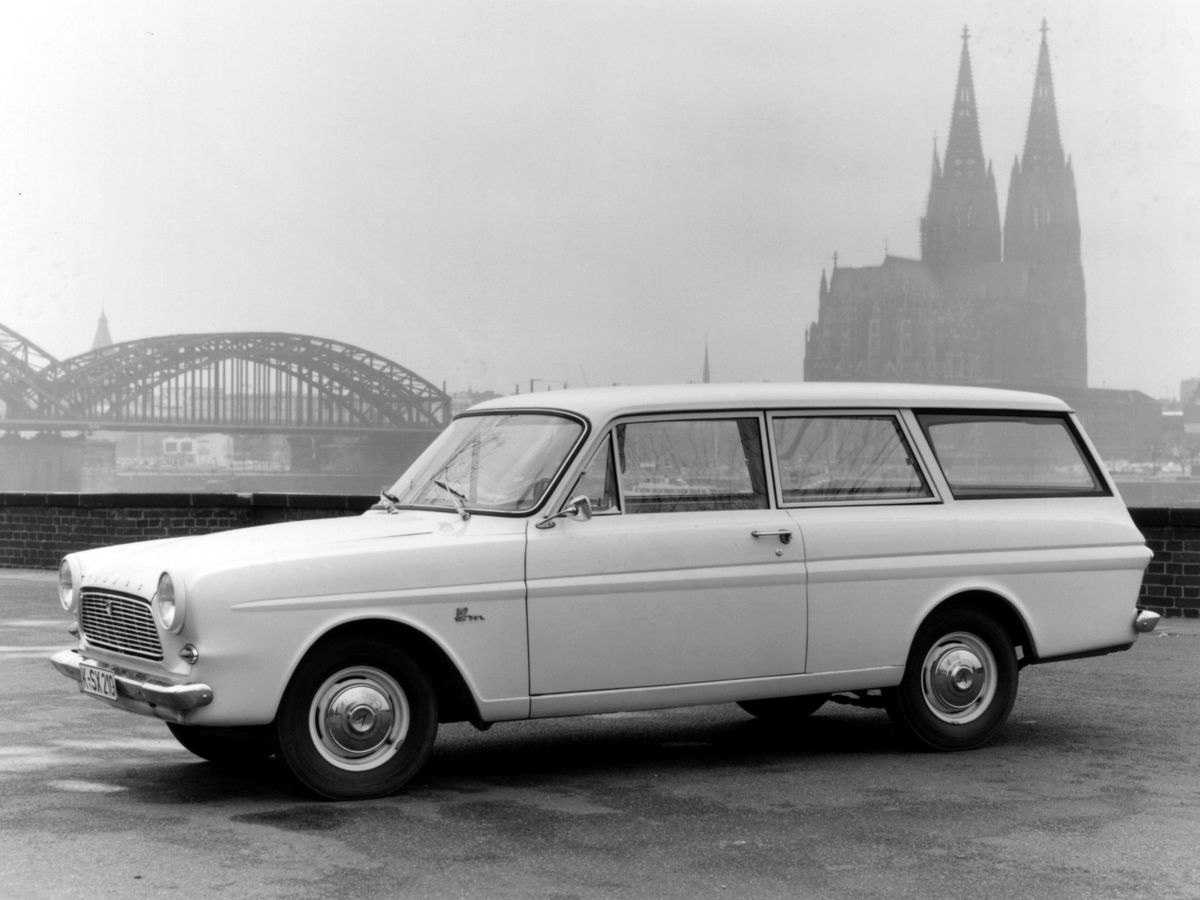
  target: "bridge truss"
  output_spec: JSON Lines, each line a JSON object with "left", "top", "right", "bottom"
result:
{"left": 0, "top": 331, "right": 450, "bottom": 435}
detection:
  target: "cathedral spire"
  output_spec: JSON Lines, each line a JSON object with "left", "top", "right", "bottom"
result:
{"left": 943, "top": 26, "right": 986, "bottom": 179}
{"left": 920, "top": 26, "right": 1002, "bottom": 266}
{"left": 1003, "top": 20, "right": 1080, "bottom": 266}
{"left": 92, "top": 308, "right": 113, "bottom": 350}
{"left": 1021, "top": 19, "right": 1065, "bottom": 175}
{"left": 1001, "top": 20, "right": 1086, "bottom": 388}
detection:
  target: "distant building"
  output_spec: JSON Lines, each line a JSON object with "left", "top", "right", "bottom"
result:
{"left": 803, "top": 23, "right": 1157, "bottom": 460}
{"left": 805, "top": 24, "right": 1085, "bottom": 388}
{"left": 1181, "top": 378, "right": 1200, "bottom": 408}
{"left": 1183, "top": 382, "right": 1200, "bottom": 437}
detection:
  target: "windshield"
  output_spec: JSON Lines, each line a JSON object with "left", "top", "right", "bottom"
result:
{"left": 386, "top": 412, "right": 585, "bottom": 514}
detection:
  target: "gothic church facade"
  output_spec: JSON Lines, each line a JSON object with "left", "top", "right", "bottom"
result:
{"left": 804, "top": 25, "right": 1088, "bottom": 391}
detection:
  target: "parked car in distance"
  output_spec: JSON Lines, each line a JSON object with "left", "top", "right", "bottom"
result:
{"left": 51, "top": 383, "right": 1158, "bottom": 800}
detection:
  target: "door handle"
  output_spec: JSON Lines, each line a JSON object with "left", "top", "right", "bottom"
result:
{"left": 751, "top": 528, "right": 792, "bottom": 545}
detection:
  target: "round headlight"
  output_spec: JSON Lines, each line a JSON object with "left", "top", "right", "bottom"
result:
{"left": 153, "top": 572, "right": 186, "bottom": 633}
{"left": 58, "top": 557, "right": 78, "bottom": 613}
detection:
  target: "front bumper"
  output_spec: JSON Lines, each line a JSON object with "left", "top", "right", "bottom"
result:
{"left": 50, "top": 649, "right": 214, "bottom": 724}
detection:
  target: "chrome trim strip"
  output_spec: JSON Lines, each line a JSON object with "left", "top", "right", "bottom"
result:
{"left": 529, "top": 665, "right": 902, "bottom": 719}
{"left": 50, "top": 649, "right": 213, "bottom": 713}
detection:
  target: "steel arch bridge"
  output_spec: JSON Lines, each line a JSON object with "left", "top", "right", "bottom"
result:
{"left": 0, "top": 323, "right": 64, "bottom": 415}
{"left": 0, "top": 330, "right": 450, "bottom": 435}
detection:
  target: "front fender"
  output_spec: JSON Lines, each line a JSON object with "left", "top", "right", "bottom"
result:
{"left": 184, "top": 585, "right": 531, "bottom": 726}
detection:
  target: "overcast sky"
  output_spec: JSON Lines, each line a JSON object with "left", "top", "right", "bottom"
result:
{"left": 1, "top": 0, "right": 1197, "bottom": 398}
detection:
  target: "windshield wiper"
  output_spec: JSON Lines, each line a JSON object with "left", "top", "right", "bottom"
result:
{"left": 433, "top": 479, "right": 471, "bottom": 521}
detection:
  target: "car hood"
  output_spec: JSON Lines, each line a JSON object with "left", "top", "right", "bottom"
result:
{"left": 72, "top": 510, "right": 517, "bottom": 602}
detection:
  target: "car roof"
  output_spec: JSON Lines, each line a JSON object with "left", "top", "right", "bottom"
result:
{"left": 466, "top": 382, "right": 1071, "bottom": 421}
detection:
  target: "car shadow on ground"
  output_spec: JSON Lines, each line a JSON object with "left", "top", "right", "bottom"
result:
{"left": 124, "top": 703, "right": 922, "bottom": 804}
{"left": 120, "top": 699, "right": 1080, "bottom": 807}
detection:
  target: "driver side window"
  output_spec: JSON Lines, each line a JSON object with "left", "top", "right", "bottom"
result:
{"left": 570, "top": 417, "right": 769, "bottom": 514}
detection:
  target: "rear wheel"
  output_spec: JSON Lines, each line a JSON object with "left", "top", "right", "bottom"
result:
{"left": 737, "top": 694, "right": 828, "bottom": 721}
{"left": 276, "top": 637, "right": 438, "bottom": 800}
{"left": 166, "top": 722, "right": 276, "bottom": 765}
{"left": 885, "top": 608, "right": 1017, "bottom": 750}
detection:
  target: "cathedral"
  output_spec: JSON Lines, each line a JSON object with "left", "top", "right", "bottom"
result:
{"left": 804, "top": 24, "right": 1088, "bottom": 390}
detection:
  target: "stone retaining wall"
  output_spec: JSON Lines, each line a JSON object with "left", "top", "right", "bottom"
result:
{"left": 0, "top": 494, "right": 1194, "bottom": 619}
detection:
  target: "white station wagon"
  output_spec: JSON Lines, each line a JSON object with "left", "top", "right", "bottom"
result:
{"left": 52, "top": 383, "right": 1158, "bottom": 800}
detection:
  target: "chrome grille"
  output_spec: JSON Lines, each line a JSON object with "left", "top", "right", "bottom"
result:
{"left": 80, "top": 589, "right": 163, "bottom": 661}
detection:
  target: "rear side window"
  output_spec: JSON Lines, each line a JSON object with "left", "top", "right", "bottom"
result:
{"left": 772, "top": 415, "right": 931, "bottom": 504}
{"left": 916, "top": 412, "right": 1108, "bottom": 499}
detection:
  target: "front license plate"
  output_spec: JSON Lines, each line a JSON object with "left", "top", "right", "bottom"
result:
{"left": 80, "top": 663, "right": 118, "bottom": 701}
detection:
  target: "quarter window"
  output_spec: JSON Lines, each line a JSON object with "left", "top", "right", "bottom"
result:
{"left": 567, "top": 434, "right": 620, "bottom": 513}
{"left": 916, "top": 412, "right": 1108, "bottom": 499}
{"left": 773, "top": 415, "right": 931, "bottom": 504}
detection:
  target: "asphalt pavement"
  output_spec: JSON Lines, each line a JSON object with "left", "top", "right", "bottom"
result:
{"left": 2, "top": 568, "right": 1198, "bottom": 900}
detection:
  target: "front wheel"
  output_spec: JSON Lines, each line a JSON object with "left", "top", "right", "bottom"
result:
{"left": 276, "top": 637, "right": 438, "bottom": 800}
{"left": 884, "top": 608, "right": 1017, "bottom": 751}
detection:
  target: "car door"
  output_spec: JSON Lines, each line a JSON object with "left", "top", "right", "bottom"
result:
{"left": 769, "top": 410, "right": 946, "bottom": 674}
{"left": 524, "top": 413, "right": 807, "bottom": 697}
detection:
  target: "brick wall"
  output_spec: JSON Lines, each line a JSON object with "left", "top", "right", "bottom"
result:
{"left": 0, "top": 492, "right": 376, "bottom": 570}
{"left": 1129, "top": 507, "right": 1200, "bottom": 619}
{"left": 0, "top": 494, "right": 1195, "bottom": 620}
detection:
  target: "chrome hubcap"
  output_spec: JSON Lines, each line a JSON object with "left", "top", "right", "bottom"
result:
{"left": 310, "top": 666, "right": 410, "bottom": 771}
{"left": 920, "top": 632, "right": 996, "bottom": 725}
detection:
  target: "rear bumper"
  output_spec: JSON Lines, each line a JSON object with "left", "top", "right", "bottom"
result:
{"left": 50, "top": 649, "right": 213, "bottom": 724}
{"left": 1134, "top": 609, "right": 1161, "bottom": 634}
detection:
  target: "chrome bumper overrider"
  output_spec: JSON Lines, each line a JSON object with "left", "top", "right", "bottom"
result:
{"left": 1134, "top": 609, "right": 1161, "bottom": 634}
{"left": 50, "top": 649, "right": 213, "bottom": 721}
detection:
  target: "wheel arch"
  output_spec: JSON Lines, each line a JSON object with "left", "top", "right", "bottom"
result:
{"left": 920, "top": 589, "right": 1036, "bottom": 667}
{"left": 284, "top": 618, "right": 483, "bottom": 726}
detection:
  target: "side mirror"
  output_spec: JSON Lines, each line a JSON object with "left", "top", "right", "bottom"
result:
{"left": 535, "top": 495, "right": 594, "bottom": 529}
